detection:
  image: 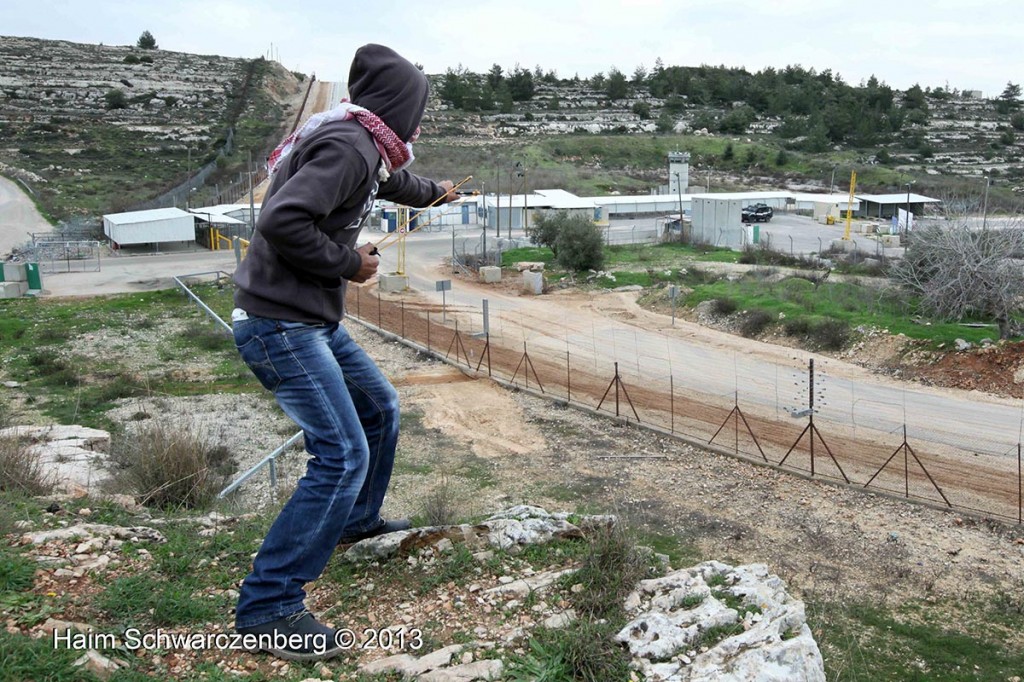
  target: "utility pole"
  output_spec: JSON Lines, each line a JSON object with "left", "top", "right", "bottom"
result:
{"left": 829, "top": 166, "right": 837, "bottom": 194}
{"left": 674, "top": 171, "right": 684, "bottom": 243}
{"left": 186, "top": 146, "right": 192, "bottom": 210}
{"left": 247, "top": 150, "right": 256, "bottom": 238}
{"left": 904, "top": 181, "right": 914, "bottom": 236}
{"left": 982, "top": 175, "right": 990, "bottom": 230}
{"left": 481, "top": 181, "right": 487, "bottom": 264}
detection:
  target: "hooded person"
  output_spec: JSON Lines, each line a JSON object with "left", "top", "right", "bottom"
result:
{"left": 231, "top": 44, "right": 456, "bottom": 661}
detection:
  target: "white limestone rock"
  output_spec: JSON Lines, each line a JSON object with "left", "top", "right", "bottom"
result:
{"left": 616, "top": 561, "right": 826, "bottom": 682}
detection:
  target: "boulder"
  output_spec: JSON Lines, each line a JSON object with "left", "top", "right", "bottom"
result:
{"left": 616, "top": 561, "right": 826, "bottom": 682}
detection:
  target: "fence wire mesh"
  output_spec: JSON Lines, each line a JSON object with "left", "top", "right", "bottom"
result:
{"left": 346, "top": 284, "right": 1024, "bottom": 525}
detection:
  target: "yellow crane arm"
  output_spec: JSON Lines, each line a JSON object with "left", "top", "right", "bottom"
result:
{"left": 844, "top": 171, "right": 857, "bottom": 241}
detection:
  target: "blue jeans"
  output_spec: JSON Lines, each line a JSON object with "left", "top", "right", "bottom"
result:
{"left": 232, "top": 315, "right": 400, "bottom": 628}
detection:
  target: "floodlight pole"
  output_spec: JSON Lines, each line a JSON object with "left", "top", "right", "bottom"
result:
{"left": 982, "top": 175, "right": 990, "bottom": 230}
{"left": 903, "top": 181, "right": 914, "bottom": 236}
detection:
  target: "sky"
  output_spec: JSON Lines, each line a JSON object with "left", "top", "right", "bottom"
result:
{"left": 1, "top": 0, "right": 1021, "bottom": 97}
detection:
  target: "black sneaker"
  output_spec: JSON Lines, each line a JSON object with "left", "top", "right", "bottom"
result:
{"left": 236, "top": 609, "right": 344, "bottom": 661}
{"left": 337, "top": 518, "right": 412, "bottom": 547}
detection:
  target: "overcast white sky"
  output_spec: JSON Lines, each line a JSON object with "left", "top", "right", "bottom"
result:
{"left": 2, "top": 0, "right": 1021, "bottom": 97}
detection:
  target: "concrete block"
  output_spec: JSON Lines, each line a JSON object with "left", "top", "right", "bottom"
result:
{"left": 879, "top": 234, "right": 901, "bottom": 247}
{"left": 377, "top": 273, "right": 408, "bottom": 293}
{"left": 0, "top": 281, "right": 28, "bottom": 299}
{"left": 522, "top": 270, "right": 544, "bottom": 295}
{"left": 2, "top": 262, "right": 27, "bottom": 282}
{"left": 515, "top": 261, "right": 545, "bottom": 272}
{"left": 830, "top": 239, "right": 858, "bottom": 253}
{"left": 479, "top": 266, "right": 501, "bottom": 284}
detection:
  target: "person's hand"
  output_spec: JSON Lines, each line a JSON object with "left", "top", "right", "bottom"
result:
{"left": 351, "top": 243, "right": 380, "bottom": 283}
{"left": 439, "top": 180, "right": 458, "bottom": 203}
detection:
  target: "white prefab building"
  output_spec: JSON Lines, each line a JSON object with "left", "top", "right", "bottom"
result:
{"left": 103, "top": 208, "right": 196, "bottom": 247}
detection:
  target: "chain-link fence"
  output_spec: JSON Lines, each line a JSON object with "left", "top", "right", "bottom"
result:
{"left": 28, "top": 238, "right": 102, "bottom": 274}
{"left": 344, "top": 284, "right": 1023, "bottom": 525}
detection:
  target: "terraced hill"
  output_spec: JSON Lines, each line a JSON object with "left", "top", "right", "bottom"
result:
{"left": 0, "top": 35, "right": 304, "bottom": 223}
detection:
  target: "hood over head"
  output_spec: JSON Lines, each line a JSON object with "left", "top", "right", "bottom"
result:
{"left": 348, "top": 44, "right": 429, "bottom": 143}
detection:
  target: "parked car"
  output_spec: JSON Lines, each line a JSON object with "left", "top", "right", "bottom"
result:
{"left": 742, "top": 203, "right": 774, "bottom": 223}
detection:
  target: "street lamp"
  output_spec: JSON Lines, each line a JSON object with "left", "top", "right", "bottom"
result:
{"left": 982, "top": 175, "right": 990, "bottom": 230}
{"left": 903, "top": 181, "right": 914, "bottom": 236}
{"left": 511, "top": 161, "right": 525, "bottom": 239}
{"left": 481, "top": 181, "right": 487, "bottom": 264}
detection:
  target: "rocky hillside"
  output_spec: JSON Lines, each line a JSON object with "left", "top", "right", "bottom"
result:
{"left": 2, "top": 35, "right": 1020, "bottom": 225}
{"left": 0, "top": 35, "right": 305, "bottom": 223}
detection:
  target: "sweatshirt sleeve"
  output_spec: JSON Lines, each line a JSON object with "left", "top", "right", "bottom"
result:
{"left": 377, "top": 169, "right": 446, "bottom": 208}
{"left": 255, "top": 137, "right": 368, "bottom": 280}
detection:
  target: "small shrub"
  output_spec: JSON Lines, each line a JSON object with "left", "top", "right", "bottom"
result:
{"left": 0, "top": 396, "right": 10, "bottom": 430}
{"left": 27, "top": 349, "right": 80, "bottom": 387}
{"left": 0, "top": 549, "right": 36, "bottom": 593}
{"left": 180, "top": 321, "right": 232, "bottom": 351}
{"left": 510, "top": 621, "right": 632, "bottom": 682}
{"left": 123, "top": 55, "right": 140, "bottom": 65}
{"left": 783, "top": 318, "right": 812, "bottom": 337}
{"left": 738, "top": 310, "right": 774, "bottom": 338}
{"left": 107, "top": 419, "right": 236, "bottom": 510}
{"left": 569, "top": 523, "right": 650, "bottom": 621}
{"left": 808, "top": 319, "right": 852, "bottom": 351}
{"left": 710, "top": 297, "right": 737, "bottom": 315}
{"left": 420, "top": 475, "right": 460, "bottom": 527}
{"left": 0, "top": 436, "right": 54, "bottom": 496}
{"left": 104, "top": 88, "right": 128, "bottom": 110}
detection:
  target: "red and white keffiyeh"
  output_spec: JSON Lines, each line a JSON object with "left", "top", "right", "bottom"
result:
{"left": 267, "top": 100, "right": 418, "bottom": 181}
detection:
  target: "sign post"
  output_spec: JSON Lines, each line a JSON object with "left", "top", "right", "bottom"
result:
{"left": 436, "top": 279, "right": 452, "bottom": 323}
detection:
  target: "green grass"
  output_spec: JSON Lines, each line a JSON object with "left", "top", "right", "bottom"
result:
{"left": 0, "top": 282, "right": 254, "bottom": 428}
{"left": 603, "top": 243, "right": 740, "bottom": 265}
{"left": 814, "top": 600, "right": 1024, "bottom": 681}
{"left": 684, "top": 275, "right": 1000, "bottom": 346}
{"left": 0, "top": 548, "right": 36, "bottom": 593}
{"left": 0, "top": 630, "right": 102, "bottom": 682}
{"left": 96, "top": 574, "right": 223, "bottom": 627}
{"left": 501, "top": 246, "right": 555, "bottom": 267}
{"left": 502, "top": 243, "right": 739, "bottom": 271}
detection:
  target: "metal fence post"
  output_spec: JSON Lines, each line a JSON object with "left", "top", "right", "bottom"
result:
{"left": 566, "top": 350, "right": 571, "bottom": 403}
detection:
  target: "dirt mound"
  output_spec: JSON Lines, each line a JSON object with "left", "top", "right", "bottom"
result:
{"left": 905, "top": 341, "right": 1024, "bottom": 398}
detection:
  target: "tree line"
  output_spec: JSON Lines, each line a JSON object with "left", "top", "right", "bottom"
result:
{"left": 438, "top": 61, "right": 1022, "bottom": 150}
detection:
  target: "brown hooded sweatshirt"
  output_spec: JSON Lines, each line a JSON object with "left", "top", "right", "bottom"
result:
{"left": 233, "top": 44, "right": 446, "bottom": 323}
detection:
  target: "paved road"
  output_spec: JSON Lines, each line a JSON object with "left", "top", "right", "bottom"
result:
{"left": 0, "top": 176, "right": 54, "bottom": 257}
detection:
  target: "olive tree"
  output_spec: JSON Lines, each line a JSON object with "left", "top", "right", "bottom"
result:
{"left": 889, "top": 221, "right": 1024, "bottom": 338}
{"left": 526, "top": 210, "right": 605, "bottom": 271}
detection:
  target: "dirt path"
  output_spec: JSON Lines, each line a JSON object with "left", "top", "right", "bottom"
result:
{"left": 0, "top": 175, "right": 53, "bottom": 257}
